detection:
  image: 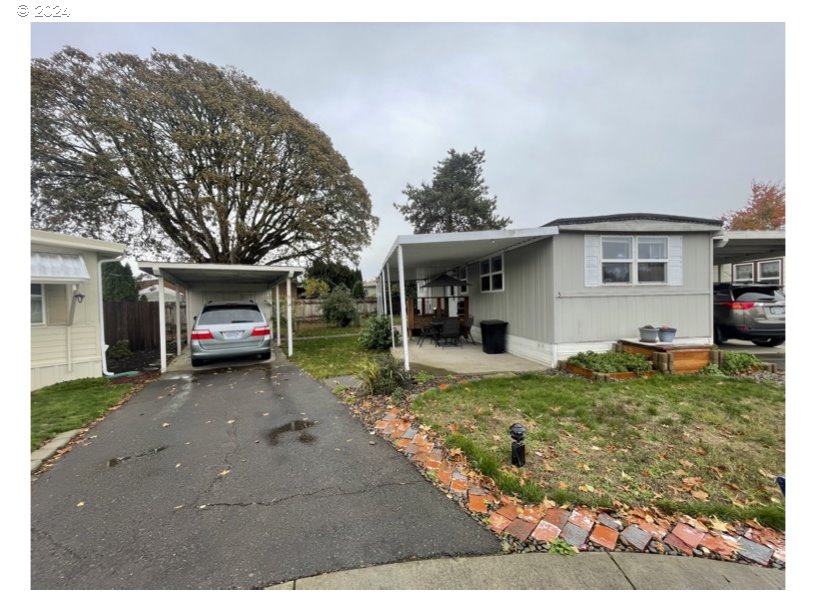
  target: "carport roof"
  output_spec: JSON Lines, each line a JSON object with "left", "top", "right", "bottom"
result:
{"left": 137, "top": 262, "right": 305, "bottom": 287}
{"left": 713, "top": 230, "right": 785, "bottom": 266}
{"left": 381, "top": 227, "right": 559, "bottom": 281}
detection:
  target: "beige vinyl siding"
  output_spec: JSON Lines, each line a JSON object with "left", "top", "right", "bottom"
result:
{"left": 466, "top": 239, "right": 554, "bottom": 344}
{"left": 553, "top": 232, "right": 713, "bottom": 342}
{"left": 44, "top": 285, "right": 69, "bottom": 325}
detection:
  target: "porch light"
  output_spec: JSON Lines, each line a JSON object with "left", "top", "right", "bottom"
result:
{"left": 509, "top": 422, "right": 526, "bottom": 467}
{"left": 73, "top": 292, "right": 85, "bottom": 303}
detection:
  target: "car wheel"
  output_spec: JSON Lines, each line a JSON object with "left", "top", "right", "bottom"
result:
{"left": 713, "top": 325, "right": 724, "bottom": 345}
{"left": 259, "top": 351, "right": 271, "bottom": 361}
{"left": 191, "top": 357, "right": 204, "bottom": 367}
{"left": 751, "top": 338, "right": 785, "bottom": 347}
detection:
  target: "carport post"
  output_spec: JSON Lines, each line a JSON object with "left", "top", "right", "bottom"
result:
{"left": 158, "top": 275, "right": 167, "bottom": 372}
{"left": 175, "top": 284, "right": 181, "bottom": 356}
{"left": 286, "top": 274, "right": 293, "bottom": 357}
{"left": 397, "top": 245, "right": 410, "bottom": 371}
{"left": 275, "top": 284, "right": 281, "bottom": 348}
{"left": 386, "top": 264, "right": 395, "bottom": 348}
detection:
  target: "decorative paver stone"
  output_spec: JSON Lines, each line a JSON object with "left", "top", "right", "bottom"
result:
{"left": 543, "top": 507, "right": 571, "bottom": 530}
{"left": 450, "top": 478, "right": 468, "bottom": 493}
{"left": 560, "top": 522, "right": 590, "bottom": 549}
{"left": 496, "top": 504, "right": 518, "bottom": 521}
{"left": 634, "top": 519, "right": 667, "bottom": 540}
{"left": 568, "top": 509, "right": 595, "bottom": 531}
{"left": 531, "top": 520, "right": 561, "bottom": 543}
{"left": 620, "top": 525, "right": 652, "bottom": 551}
{"left": 404, "top": 444, "right": 419, "bottom": 455}
{"left": 736, "top": 537, "right": 773, "bottom": 566}
{"left": 671, "top": 523, "right": 706, "bottom": 549}
{"left": 468, "top": 495, "right": 489, "bottom": 513}
{"left": 395, "top": 439, "right": 410, "bottom": 449}
{"left": 504, "top": 518, "right": 536, "bottom": 542}
{"left": 701, "top": 534, "right": 738, "bottom": 558}
{"left": 589, "top": 524, "right": 619, "bottom": 550}
{"left": 597, "top": 513, "right": 623, "bottom": 531}
{"left": 488, "top": 513, "right": 512, "bottom": 533}
{"left": 663, "top": 533, "right": 694, "bottom": 556}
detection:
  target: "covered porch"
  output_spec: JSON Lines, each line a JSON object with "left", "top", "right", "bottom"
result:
{"left": 391, "top": 340, "right": 546, "bottom": 375}
{"left": 376, "top": 227, "right": 558, "bottom": 371}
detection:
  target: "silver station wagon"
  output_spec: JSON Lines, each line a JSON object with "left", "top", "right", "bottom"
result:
{"left": 190, "top": 301, "right": 272, "bottom": 367}
{"left": 713, "top": 283, "right": 785, "bottom": 347}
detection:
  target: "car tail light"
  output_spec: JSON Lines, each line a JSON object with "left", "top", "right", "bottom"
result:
{"left": 192, "top": 329, "right": 214, "bottom": 340}
{"left": 251, "top": 326, "right": 271, "bottom": 337}
{"left": 727, "top": 301, "right": 755, "bottom": 310}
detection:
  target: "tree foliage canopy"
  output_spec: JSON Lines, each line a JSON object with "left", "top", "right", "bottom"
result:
{"left": 31, "top": 47, "right": 378, "bottom": 265}
{"left": 102, "top": 261, "right": 139, "bottom": 302}
{"left": 394, "top": 148, "right": 511, "bottom": 234}
{"left": 306, "top": 259, "right": 362, "bottom": 290}
{"left": 722, "top": 181, "right": 785, "bottom": 230}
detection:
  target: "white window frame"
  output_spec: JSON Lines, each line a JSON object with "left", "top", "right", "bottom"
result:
{"left": 479, "top": 254, "right": 505, "bottom": 293}
{"left": 757, "top": 259, "right": 782, "bottom": 284}
{"left": 31, "top": 283, "right": 46, "bottom": 325}
{"left": 733, "top": 262, "right": 754, "bottom": 283}
{"left": 601, "top": 235, "right": 669, "bottom": 285}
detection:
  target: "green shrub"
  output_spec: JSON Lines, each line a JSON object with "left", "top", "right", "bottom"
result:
{"left": 106, "top": 339, "right": 132, "bottom": 360}
{"left": 414, "top": 370, "right": 435, "bottom": 385}
{"left": 359, "top": 353, "right": 411, "bottom": 395}
{"left": 322, "top": 284, "right": 358, "bottom": 327}
{"left": 359, "top": 315, "right": 399, "bottom": 351}
{"left": 351, "top": 280, "right": 365, "bottom": 299}
{"left": 720, "top": 352, "right": 763, "bottom": 375}
{"left": 699, "top": 363, "right": 726, "bottom": 377}
{"left": 567, "top": 351, "right": 652, "bottom": 375}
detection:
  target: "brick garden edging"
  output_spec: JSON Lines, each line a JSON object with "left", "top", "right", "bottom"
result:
{"left": 347, "top": 391, "right": 785, "bottom": 570}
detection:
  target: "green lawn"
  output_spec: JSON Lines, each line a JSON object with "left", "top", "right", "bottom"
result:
{"left": 289, "top": 334, "right": 372, "bottom": 378}
{"left": 411, "top": 373, "right": 785, "bottom": 528}
{"left": 31, "top": 378, "right": 134, "bottom": 451}
{"left": 293, "top": 321, "right": 363, "bottom": 338}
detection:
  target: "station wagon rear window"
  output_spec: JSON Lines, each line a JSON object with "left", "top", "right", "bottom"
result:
{"left": 198, "top": 305, "right": 264, "bottom": 325}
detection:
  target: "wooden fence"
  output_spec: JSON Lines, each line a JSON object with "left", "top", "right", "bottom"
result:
{"left": 294, "top": 298, "right": 378, "bottom": 322}
{"left": 104, "top": 302, "right": 187, "bottom": 351}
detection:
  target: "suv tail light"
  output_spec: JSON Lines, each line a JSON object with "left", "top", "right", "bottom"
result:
{"left": 192, "top": 329, "right": 214, "bottom": 340}
{"left": 251, "top": 326, "right": 271, "bottom": 337}
{"left": 726, "top": 301, "right": 755, "bottom": 310}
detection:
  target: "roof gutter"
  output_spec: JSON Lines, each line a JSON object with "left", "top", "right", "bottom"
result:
{"left": 98, "top": 255, "right": 123, "bottom": 376}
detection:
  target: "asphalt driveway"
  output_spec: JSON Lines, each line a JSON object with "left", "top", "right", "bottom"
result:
{"left": 31, "top": 359, "right": 500, "bottom": 589}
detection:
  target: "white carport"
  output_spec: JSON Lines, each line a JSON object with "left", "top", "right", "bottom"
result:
{"left": 377, "top": 228, "right": 559, "bottom": 371}
{"left": 137, "top": 262, "right": 305, "bottom": 372}
{"left": 713, "top": 230, "right": 785, "bottom": 270}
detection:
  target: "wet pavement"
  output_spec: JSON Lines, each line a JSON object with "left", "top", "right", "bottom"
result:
{"left": 31, "top": 359, "right": 500, "bottom": 589}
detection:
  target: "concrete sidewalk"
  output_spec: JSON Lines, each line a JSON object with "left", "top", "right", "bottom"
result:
{"left": 268, "top": 551, "right": 784, "bottom": 590}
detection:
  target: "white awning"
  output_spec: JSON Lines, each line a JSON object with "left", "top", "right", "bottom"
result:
{"left": 31, "top": 252, "right": 90, "bottom": 284}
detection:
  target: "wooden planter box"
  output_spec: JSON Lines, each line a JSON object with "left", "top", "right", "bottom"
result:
{"left": 617, "top": 340, "right": 713, "bottom": 374}
{"left": 565, "top": 362, "right": 641, "bottom": 382}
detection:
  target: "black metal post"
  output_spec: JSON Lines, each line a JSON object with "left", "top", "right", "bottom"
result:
{"left": 509, "top": 423, "right": 526, "bottom": 467}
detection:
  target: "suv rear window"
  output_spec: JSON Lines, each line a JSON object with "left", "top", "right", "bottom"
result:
{"left": 731, "top": 287, "right": 784, "bottom": 301}
{"left": 198, "top": 305, "right": 264, "bottom": 325}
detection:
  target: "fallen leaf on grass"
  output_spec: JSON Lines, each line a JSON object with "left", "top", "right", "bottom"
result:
{"left": 580, "top": 463, "right": 591, "bottom": 471}
{"left": 709, "top": 517, "right": 732, "bottom": 532}
{"left": 678, "top": 459, "right": 694, "bottom": 469}
{"left": 691, "top": 490, "right": 710, "bottom": 501}
{"left": 620, "top": 471, "right": 632, "bottom": 480}
{"left": 558, "top": 481, "right": 568, "bottom": 490}
{"left": 578, "top": 484, "right": 595, "bottom": 493}
{"left": 758, "top": 468, "right": 776, "bottom": 479}
{"left": 682, "top": 476, "right": 705, "bottom": 488}
{"left": 543, "top": 463, "right": 556, "bottom": 472}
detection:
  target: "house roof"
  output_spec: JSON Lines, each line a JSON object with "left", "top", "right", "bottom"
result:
{"left": 543, "top": 213, "right": 723, "bottom": 228}
{"left": 380, "top": 227, "right": 559, "bottom": 282}
{"left": 31, "top": 252, "right": 91, "bottom": 284}
{"left": 136, "top": 262, "right": 305, "bottom": 287}
{"left": 31, "top": 229, "right": 127, "bottom": 256}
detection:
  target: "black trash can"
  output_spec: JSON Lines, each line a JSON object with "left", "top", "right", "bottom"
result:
{"left": 480, "top": 320, "right": 508, "bottom": 354}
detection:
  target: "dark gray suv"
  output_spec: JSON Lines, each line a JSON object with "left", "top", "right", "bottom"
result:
{"left": 713, "top": 283, "right": 785, "bottom": 347}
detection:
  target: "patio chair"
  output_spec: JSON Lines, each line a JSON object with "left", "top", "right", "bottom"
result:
{"left": 460, "top": 316, "right": 475, "bottom": 344}
{"left": 417, "top": 325, "right": 437, "bottom": 347}
{"left": 437, "top": 318, "right": 462, "bottom": 347}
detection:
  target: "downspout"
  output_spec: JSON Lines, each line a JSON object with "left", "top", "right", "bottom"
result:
{"left": 98, "top": 255, "right": 123, "bottom": 376}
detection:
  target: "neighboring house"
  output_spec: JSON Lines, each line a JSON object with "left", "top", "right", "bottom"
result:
{"left": 362, "top": 279, "right": 378, "bottom": 299}
{"left": 138, "top": 283, "right": 185, "bottom": 303}
{"left": 378, "top": 213, "right": 724, "bottom": 368}
{"left": 31, "top": 230, "right": 127, "bottom": 390}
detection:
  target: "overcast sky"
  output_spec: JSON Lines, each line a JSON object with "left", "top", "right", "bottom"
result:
{"left": 30, "top": 22, "right": 784, "bottom": 278}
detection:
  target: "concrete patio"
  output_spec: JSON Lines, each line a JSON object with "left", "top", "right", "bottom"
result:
{"left": 391, "top": 340, "right": 548, "bottom": 375}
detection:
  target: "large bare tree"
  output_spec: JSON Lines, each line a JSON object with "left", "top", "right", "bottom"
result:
{"left": 31, "top": 47, "right": 378, "bottom": 264}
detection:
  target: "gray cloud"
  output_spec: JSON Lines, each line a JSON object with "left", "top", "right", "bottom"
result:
{"left": 31, "top": 22, "right": 784, "bottom": 277}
